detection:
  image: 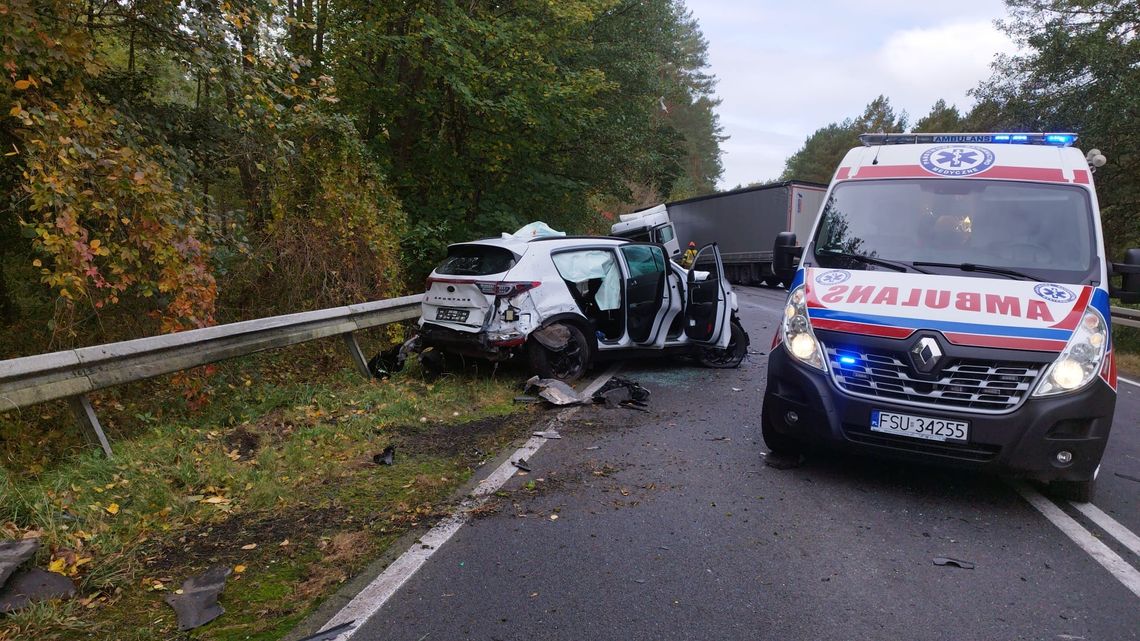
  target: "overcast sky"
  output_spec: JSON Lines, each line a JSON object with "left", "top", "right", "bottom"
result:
{"left": 686, "top": 0, "right": 1018, "bottom": 188}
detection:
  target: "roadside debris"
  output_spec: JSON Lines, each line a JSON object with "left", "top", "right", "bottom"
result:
{"left": 0, "top": 568, "right": 76, "bottom": 614}
{"left": 592, "top": 377, "right": 650, "bottom": 411}
{"left": 525, "top": 376, "right": 586, "bottom": 406}
{"left": 513, "top": 458, "right": 532, "bottom": 472}
{"left": 513, "top": 395, "right": 542, "bottom": 404}
{"left": 367, "top": 335, "right": 421, "bottom": 378}
{"left": 932, "top": 557, "right": 976, "bottom": 570}
{"left": 164, "top": 565, "right": 232, "bottom": 631}
{"left": 0, "top": 538, "right": 40, "bottom": 590}
{"left": 533, "top": 430, "right": 562, "bottom": 439}
{"left": 296, "top": 621, "right": 356, "bottom": 641}
{"left": 373, "top": 445, "right": 396, "bottom": 466}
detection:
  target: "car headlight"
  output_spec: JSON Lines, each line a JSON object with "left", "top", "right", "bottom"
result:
{"left": 1033, "top": 309, "right": 1108, "bottom": 396}
{"left": 780, "top": 286, "right": 825, "bottom": 370}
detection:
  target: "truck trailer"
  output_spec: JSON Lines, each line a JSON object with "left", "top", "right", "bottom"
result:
{"left": 611, "top": 181, "right": 826, "bottom": 286}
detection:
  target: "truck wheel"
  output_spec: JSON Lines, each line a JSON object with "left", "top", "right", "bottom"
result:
{"left": 528, "top": 323, "right": 591, "bottom": 382}
{"left": 697, "top": 320, "right": 748, "bottom": 368}
{"left": 761, "top": 405, "right": 802, "bottom": 455}
{"left": 1049, "top": 466, "right": 1098, "bottom": 503}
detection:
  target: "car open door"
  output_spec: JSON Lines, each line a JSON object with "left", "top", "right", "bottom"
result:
{"left": 684, "top": 244, "right": 732, "bottom": 349}
{"left": 619, "top": 243, "right": 679, "bottom": 348}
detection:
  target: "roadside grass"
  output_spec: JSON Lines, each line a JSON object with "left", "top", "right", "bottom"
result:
{"left": 0, "top": 339, "right": 535, "bottom": 640}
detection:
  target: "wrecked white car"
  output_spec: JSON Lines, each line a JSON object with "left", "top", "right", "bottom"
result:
{"left": 416, "top": 234, "right": 749, "bottom": 381}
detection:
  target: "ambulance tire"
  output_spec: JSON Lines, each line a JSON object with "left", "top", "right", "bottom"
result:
{"left": 1049, "top": 469, "right": 1097, "bottom": 503}
{"left": 761, "top": 406, "right": 802, "bottom": 456}
{"left": 528, "top": 323, "right": 591, "bottom": 383}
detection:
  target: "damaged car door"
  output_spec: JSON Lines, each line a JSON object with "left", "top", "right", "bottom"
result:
{"left": 685, "top": 244, "right": 732, "bottom": 349}
{"left": 618, "top": 243, "right": 679, "bottom": 348}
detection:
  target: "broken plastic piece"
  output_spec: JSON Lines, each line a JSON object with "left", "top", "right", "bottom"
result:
{"left": 533, "top": 430, "right": 562, "bottom": 439}
{"left": 296, "top": 621, "right": 356, "bottom": 641}
{"left": 0, "top": 538, "right": 40, "bottom": 590}
{"left": 373, "top": 445, "right": 395, "bottom": 466}
{"left": 932, "top": 557, "right": 975, "bottom": 570}
{"left": 513, "top": 459, "right": 532, "bottom": 472}
{"left": 526, "top": 376, "right": 585, "bottom": 405}
{"left": 0, "top": 568, "right": 76, "bottom": 614}
{"left": 164, "top": 565, "right": 232, "bottom": 631}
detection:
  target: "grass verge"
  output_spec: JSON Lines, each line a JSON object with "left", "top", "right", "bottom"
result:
{"left": 0, "top": 339, "right": 535, "bottom": 640}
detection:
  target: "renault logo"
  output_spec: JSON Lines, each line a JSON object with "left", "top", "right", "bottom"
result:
{"left": 910, "top": 336, "right": 943, "bottom": 373}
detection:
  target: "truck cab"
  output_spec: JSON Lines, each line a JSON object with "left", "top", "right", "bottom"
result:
{"left": 610, "top": 205, "right": 681, "bottom": 259}
{"left": 762, "top": 132, "right": 1140, "bottom": 501}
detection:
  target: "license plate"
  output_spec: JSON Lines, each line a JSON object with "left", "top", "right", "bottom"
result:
{"left": 870, "top": 410, "right": 969, "bottom": 442}
{"left": 435, "top": 307, "right": 470, "bottom": 323}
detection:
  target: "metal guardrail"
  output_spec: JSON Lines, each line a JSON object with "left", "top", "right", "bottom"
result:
{"left": 0, "top": 295, "right": 1135, "bottom": 457}
{"left": 1112, "top": 306, "right": 1140, "bottom": 330}
{"left": 0, "top": 294, "right": 423, "bottom": 456}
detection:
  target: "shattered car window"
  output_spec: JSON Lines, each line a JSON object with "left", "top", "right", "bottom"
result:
{"left": 435, "top": 245, "right": 517, "bottom": 276}
{"left": 552, "top": 250, "right": 621, "bottom": 311}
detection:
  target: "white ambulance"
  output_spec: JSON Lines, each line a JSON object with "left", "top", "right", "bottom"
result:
{"left": 762, "top": 132, "right": 1140, "bottom": 501}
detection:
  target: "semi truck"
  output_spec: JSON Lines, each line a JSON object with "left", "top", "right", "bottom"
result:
{"left": 610, "top": 180, "right": 826, "bottom": 287}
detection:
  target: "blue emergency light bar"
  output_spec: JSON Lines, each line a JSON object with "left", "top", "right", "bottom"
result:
{"left": 859, "top": 132, "right": 1078, "bottom": 147}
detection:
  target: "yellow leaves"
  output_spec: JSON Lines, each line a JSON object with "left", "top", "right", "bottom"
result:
{"left": 201, "top": 495, "right": 231, "bottom": 505}
{"left": 240, "top": 543, "right": 257, "bottom": 550}
{"left": 49, "top": 551, "right": 94, "bottom": 577}
{"left": 13, "top": 79, "right": 32, "bottom": 90}
{"left": 32, "top": 259, "right": 42, "bottom": 267}
{"left": 233, "top": 564, "right": 246, "bottom": 574}
{"left": 105, "top": 503, "right": 119, "bottom": 515}
{"left": 8, "top": 105, "right": 22, "bottom": 117}
{"left": 48, "top": 557, "right": 67, "bottom": 573}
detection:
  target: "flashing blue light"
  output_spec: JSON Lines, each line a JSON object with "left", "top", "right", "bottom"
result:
{"left": 838, "top": 356, "right": 857, "bottom": 366}
{"left": 1012, "top": 134, "right": 1029, "bottom": 142}
{"left": 993, "top": 134, "right": 1010, "bottom": 141}
{"left": 1045, "top": 134, "right": 1074, "bottom": 145}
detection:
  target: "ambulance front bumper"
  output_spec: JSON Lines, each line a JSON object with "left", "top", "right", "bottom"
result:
{"left": 762, "top": 345, "right": 1116, "bottom": 482}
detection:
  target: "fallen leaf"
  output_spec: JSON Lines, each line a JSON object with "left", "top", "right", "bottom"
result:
{"left": 202, "top": 496, "right": 231, "bottom": 504}
{"left": 105, "top": 503, "right": 120, "bottom": 515}
{"left": 233, "top": 565, "right": 246, "bottom": 574}
{"left": 241, "top": 543, "right": 257, "bottom": 550}
{"left": 48, "top": 557, "right": 67, "bottom": 573}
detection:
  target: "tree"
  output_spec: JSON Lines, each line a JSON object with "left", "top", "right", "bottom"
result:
{"left": 780, "top": 95, "right": 907, "bottom": 183}
{"left": 913, "top": 99, "right": 965, "bottom": 133}
{"left": 973, "top": 0, "right": 1140, "bottom": 254}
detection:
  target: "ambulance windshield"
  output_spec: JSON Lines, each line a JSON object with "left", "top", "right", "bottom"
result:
{"left": 810, "top": 179, "right": 1098, "bottom": 283}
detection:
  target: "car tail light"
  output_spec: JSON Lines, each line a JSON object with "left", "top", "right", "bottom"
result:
{"left": 475, "top": 281, "right": 541, "bottom": 297}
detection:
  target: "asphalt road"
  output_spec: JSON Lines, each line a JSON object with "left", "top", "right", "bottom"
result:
{"left": 348, "top": 285, "right": 1140, "bottom": 641}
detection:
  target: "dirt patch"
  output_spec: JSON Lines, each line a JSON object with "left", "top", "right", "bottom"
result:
{"left": 250, "top": 409, "right": 297, "bottom": 443}
{"left": 395, "top": 414, "right": 530, "bottom": 458}
{"left": 143, "top": 506, "right": 347, "bottom": 574}
{"left": 224, "top": 426, "right": 261, "bottom": 458}
{"left": 293, "top": 531, "right": 372, "bottom": 601}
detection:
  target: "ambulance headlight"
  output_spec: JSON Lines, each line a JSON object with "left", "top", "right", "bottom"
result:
{"left": 780, "top": 286, "right": 825, "bottom": 371}
{"left": 1034, "top": 310, "right": 1108, "bottom": 396}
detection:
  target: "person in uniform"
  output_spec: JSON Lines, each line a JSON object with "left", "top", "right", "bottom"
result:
{"left": 681, "top": 241, "right": 698, "bottom": 268}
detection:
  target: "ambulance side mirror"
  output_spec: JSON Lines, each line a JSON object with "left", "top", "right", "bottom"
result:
{"left": 773, "top": 232, "right": 802, "bottom": 286}
{"left": 1109, "top": 248, "right": 1140, "bottom": 304}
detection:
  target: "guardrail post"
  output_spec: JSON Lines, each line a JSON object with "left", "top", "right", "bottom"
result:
{"left": 341, "top": 332, "right": 371, "bottom": 378}
{"left": 67, "top": 395, "right": 113, "bottom": 458}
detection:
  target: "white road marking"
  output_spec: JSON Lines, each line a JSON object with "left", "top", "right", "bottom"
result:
{"left": 1070, "top": 501, "right": 1140, "bottom": 559}
{"left": 1013, "top": 482, "right": 1140, "bottom": 600}
{"left": 1119, "top": 375, "right": 1140, "bottom": 389}
{"left": 322, "top": 365, "right": 621, "bottom": 640}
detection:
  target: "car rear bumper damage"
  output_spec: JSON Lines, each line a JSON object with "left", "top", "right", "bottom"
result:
{"left": 419, "top": 322, "right": 522, "bottom": 361}
{"left": 762, "top": 346, "right": 1116, "bottom": 483}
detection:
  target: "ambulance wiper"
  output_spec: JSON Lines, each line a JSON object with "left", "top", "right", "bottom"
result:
{"left": 911, "top": 261, "right": 1038, "bottom": 281}
{"left": 817, "top": 250, "right": 926, "bottom": 274}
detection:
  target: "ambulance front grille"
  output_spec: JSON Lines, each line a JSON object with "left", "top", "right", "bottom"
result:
{"left": 825, "top": 347, "right": 1043, "bottom": 414}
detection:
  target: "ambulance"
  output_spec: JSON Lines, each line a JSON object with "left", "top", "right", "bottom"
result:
{"left": 762, "top": 132, "right": 1140, "bottom": 501}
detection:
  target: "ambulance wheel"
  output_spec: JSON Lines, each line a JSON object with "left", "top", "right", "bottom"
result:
{"left": 1049, "top": 466, "right": 1098, "bottom": 503}
{"left": 761, "top": 406, "right": 802, "bottom": 455}
{"left": 528, "top": 323, "right": 590, "bottom": 382}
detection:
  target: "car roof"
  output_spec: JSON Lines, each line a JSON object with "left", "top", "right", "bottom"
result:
{"left": 450, "top": 235, "right": 629, "bottom": 252}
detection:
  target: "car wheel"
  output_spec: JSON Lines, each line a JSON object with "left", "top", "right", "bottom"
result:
{"left": 528, "top": 323, "right": 591, "bottom": 382}
{"left": 1049, "top": 465, "right": 1098, "bottom": 503}
{"left": 761, "top": 404, "right": 802, "bottom": 455}
{"left": 697, "top": 320, "right": 748, "bottom": 369}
